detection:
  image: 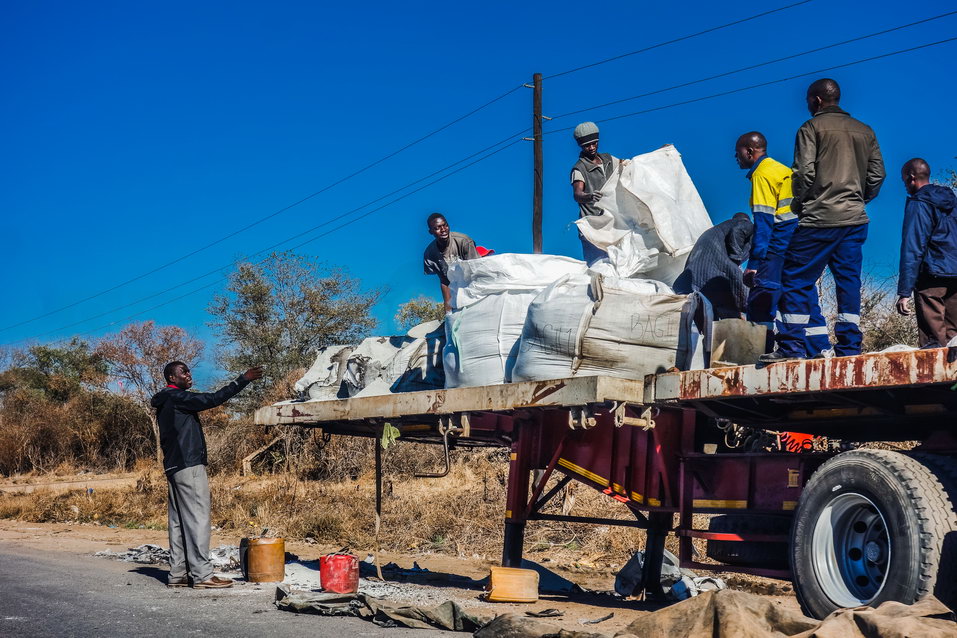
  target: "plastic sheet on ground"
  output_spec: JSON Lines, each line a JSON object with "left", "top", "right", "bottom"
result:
{"left": 473, "top": 590, "right": 957, "bottom": 638}
{"left": 275, "top": 587, "right": 488, "bottom": 631}
{"left": 575, "top": 146, "right": 712, "bottom": 284}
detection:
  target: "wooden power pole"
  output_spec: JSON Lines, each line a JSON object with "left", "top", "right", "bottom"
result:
{"left": 532, "top": 73, "right": 543, "bottom": 254}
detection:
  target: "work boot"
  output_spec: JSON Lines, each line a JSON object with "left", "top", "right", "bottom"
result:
{"left": 167, "top": 575, "right": 190, "bottom": 588}
{"left": 193, "top": 575, "right": 233, "bottom": 589}
{"left": 757, "top": 350, "right": 802, "bottom": 364}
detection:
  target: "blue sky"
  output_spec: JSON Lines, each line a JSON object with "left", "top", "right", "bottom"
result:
{"left": 3, "top": 0, "right": 957, "bottom": 385}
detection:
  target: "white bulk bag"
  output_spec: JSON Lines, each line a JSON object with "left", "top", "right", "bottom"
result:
{"left": 443, "top": 253, "right": 589, "bottom": 388}
{"left": 513, "top": 273, "right": 710, "bottom": 382}
{"left": 576, "top": 145, "right": 712, "bottom": 283}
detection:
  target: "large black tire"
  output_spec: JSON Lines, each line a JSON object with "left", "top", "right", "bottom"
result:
{"left": 790, "top": 450, "right": 957, "bottom": 619}
{"left": 706, "top": 514, "right": 790, "bottom": 569}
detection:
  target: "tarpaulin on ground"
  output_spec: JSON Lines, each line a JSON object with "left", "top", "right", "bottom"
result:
{"left": 275, "top": 588, "right": 488, "bottom": 632}
{"left": 473, "top": 591, "right": 956, "bottom": 638}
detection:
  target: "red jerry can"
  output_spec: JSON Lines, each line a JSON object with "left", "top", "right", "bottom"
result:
{"left": 319, "top": 553, "right": 359, "bottom": 593}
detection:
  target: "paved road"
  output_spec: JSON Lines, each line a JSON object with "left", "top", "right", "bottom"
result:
{"left": 0, "top": 546, "right": 461, "bottom": 637}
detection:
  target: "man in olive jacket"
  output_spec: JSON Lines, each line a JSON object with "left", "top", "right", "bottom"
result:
{"left": 151, "top": 361, "right": 262, "bottom": 588}
{"left": 761, "top": 78, "right": 885, "bottom": 362}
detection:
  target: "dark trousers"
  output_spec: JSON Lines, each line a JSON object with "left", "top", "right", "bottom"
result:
{"left": 776, "top": 224, "right": 867, "bottom": 358}
{"left": 747, "top": 250, "right": 787, "bottom": 326}
{"left": 915, "top": 274, "right": 957, "bottom": 347}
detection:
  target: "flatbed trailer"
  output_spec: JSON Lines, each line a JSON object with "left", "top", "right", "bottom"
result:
{"left": 255, "top": 348, "right": 957, "bottom": 619}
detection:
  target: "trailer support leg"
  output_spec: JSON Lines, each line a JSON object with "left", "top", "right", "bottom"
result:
{"left": 502, "top": 521, "right": 526, "bottom": 567}
{"left": 642, "top": 512, "right": 673, "bottom": 599}
{"left": 501, "top": 416, "right": 537, "bottom": 567}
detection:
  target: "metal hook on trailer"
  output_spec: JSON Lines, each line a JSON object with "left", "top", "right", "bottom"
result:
{"left": 568, "top": 405, "right": 598, "bottom": 429}
{"left": 414, "top": 415, "right": 465, "bottom": 478}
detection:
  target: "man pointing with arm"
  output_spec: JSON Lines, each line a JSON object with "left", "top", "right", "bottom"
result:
{"left": 151, "top": 362, "right": 263, "bottom": 588}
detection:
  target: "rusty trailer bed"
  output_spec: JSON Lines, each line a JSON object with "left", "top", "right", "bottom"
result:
{"left": 650, "top": 348, "right": 957, "bottom": 438}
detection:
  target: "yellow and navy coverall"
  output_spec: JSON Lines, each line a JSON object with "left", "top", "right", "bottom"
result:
{"left": 745, "top": 156, "right": 797, "bottom": 326}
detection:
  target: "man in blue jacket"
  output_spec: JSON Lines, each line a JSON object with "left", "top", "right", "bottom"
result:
{"left": 151, "top": 361, "right": 262, "bottom": 588}
{"left": 896, "top": 158, "right": 957, "bottom": 347}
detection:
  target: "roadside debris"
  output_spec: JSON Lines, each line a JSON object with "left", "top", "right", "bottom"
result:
{"left": 580, "top": 612, "right": 613, "bottom": 625}
{"left": 472, "top": 591, "right": 956, "bottom": 638}
{"left": 525, "top": 609, "right": 563, "bottom": 618}
{"left": 614, "top": 549, "right": 725, "bottom": 601}
{"left": 94, "top": 544, "right": 240, "bottom": 570}
{"left": 275, "top": 587, "right": 488, "bottom": 631}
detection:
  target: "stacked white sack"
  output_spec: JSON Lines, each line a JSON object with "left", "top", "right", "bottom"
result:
{"left": 576, "top": 145, "right": 712, "bottom": 284}
{"left": 512, "top": 273, "right": 709, "bottom": 382}
{"left": 443, "top": 254, "right": 588, "bottom": 388}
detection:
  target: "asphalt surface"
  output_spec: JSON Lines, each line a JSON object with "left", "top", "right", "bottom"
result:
{"left": 0, "top": 546, "right": 461, "bottom": 637}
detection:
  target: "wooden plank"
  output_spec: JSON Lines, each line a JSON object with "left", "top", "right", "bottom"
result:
{"left": 652, "top": 348, "right": 957, "bottom": 402}
{"left": 254, "top": 375, "right": 647, "bottom": 426}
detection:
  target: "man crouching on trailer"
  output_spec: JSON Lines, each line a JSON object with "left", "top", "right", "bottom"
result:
{"left": 151, "top": 361, "right": 263, "bottom": 588}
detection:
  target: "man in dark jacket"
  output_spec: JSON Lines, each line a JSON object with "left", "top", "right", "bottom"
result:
{"left": 896, "top": 158, "right": 957, "bottom": 347}
{"left": 151, "top": 361, "right": 262, "bottom": 588}
{"left": 760, "top": 78, "right": 885, "bottom": 363}
{"left": 673, "top": 213, "right": 754, "bottom": 319}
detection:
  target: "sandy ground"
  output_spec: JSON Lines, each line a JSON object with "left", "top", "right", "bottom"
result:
{"left": 0, "top": 518, "right": 801, "bottom": 635}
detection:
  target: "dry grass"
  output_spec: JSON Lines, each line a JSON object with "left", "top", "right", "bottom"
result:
{"left": 0, "top": 445, "right": 664, "bottom": 569}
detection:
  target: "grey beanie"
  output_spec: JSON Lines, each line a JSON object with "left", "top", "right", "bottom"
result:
{"left": 573, "top": 121, "right": 599, "bottom": 145}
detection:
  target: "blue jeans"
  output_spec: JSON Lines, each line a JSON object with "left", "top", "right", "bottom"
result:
{"left": 775, "top": 224, "right": 867, "bottom": 358}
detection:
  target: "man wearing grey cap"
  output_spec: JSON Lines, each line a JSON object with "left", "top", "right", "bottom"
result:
{"left": 570, "top": 121, "right": 620, "bottom": 263}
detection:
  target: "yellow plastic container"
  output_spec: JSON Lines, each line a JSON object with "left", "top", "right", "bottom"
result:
{"left": 486, "top": 566, "right": 539, "bottom": 603}
{"left": 240, "top": 537, "right": 285, "bottom": 583}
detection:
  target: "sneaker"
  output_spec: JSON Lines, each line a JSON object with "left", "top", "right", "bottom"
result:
{"left": 757, "top": 351, "right": 802, "bottom": 364}
{"left": 167, "top": 576, "right": 190, "bottom": 588}
{"left": 193, "top": 575, "right": 233, "bottom": 589}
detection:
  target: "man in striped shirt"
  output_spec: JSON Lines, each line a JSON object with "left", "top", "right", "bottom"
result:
{"left": 734, "top": 131, "right": 797, "bottom": 348}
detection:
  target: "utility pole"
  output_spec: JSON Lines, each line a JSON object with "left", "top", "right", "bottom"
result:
{"left": 532, "top": 73, "right": 543, "bottom": 254}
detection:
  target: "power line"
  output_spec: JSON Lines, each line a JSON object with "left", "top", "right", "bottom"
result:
{"left": 2, "top": 3, "right": 815, "bottom": 334}
{"left": 545, "top": 35, "right": 957, "bottom": 135}
{"left": 3, "top": 3, "right": 817, "bottom": 335}
{"left": 543, "top": 0, "right": 814, "bottom": 80}
{"left": 64, "top": 139, "right": 524, "bottom": 341}
{"left": 0, "top": 82, "right": 526, "bottom": 335}
{"left": 549, "top": 10, "right": 957, "bottom": 121}
{"left": 7, "top": 136, "right": 525, "bottom": 345}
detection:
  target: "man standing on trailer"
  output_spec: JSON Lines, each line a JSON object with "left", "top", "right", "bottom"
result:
{"left": 896, "top": 157, "right": 957, "bottom": 347}
{"left": 423, "top": 212, "right": 479, "bottom": 313}
{"left": 734, "top": 131, "right": 797, "bottom": 347}
{"left": 152, "top": 362, "right": 263, "bottom": 588}
{"left": 570, "top": 121, "right": 620, "bottom": 264}
{"left": 760, "top": 78, "right": 885, "bottom": 363}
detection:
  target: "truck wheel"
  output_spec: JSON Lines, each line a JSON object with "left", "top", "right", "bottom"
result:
{"left": 706, "top": 514, "right": 790, "bottom": 568}
{"left": 790, "top": 450, "right": 957, "bottom": 619}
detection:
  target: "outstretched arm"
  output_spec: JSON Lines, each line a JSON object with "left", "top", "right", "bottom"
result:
{"left": 172, "top": 367, "right": 262, "bottom": 411}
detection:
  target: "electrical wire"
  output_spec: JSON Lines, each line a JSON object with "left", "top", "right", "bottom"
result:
{"left": 60, "top": 139, "right": 524, "bottom": 340}
{"left": 543, "top": 0, "right": 814, "bottom": 80}
{"left": 17, "top": 130, "right": 525, "bottom": 340}
{"left": 0, "top": 83, "right": 526, "bottom": 335}
{"left": 549, "top": 10, "right": 957, "bottom": 121}
{"left": 544, "top": 35, "right": 957, "bottom": 135}
{"left": 2, "top": 2, "right": 818, "bottom": 335}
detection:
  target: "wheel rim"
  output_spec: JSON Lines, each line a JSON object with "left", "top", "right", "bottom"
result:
{"left": 810, "top": 492, "right": 890, "bottom": 608}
